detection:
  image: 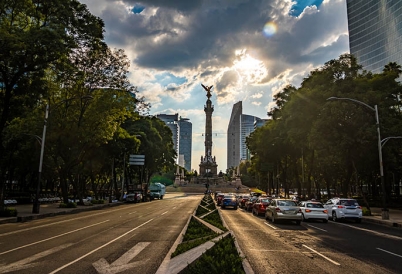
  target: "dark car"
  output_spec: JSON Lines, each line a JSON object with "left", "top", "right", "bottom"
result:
{"left": 245, "top": 196, "right": 259, "bottom": 212}
{"left": 238, "top": 195, "right": 250, "bottom": 209}
{"left": 221, "top": 195, "right": 238, "bottom": 209}
{"left": 252, "top": 197, "right": 271, "bottom": 216}
{"left": 216, "top": 193, "right": 225, "bottom": 206}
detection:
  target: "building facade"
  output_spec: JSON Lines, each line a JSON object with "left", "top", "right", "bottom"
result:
{"left": 156, "top": 114, "right": 179, "bottom": 164}
{"left": 178, "top": 117, "right": 192, "bottom": 171}
{"left": 227, "top": 101, "right": 262, "bottom": 170}
{"left": 347, "top": 0, "right": 402, "bottom": 74}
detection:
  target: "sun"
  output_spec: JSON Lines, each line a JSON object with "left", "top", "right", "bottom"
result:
{"left": 233, "top": 50, "right": 268, "bottom": 84}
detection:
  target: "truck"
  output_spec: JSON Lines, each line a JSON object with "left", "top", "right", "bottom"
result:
{"left": 149, "top": 182, "right": 166, "bottom": 200}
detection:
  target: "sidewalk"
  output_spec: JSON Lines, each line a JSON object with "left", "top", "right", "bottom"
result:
{"left": 361, "top": 207, "right": 402, "bottom": 228}
{"left": 0, "top": 201, "right": 123, "bottom": 224}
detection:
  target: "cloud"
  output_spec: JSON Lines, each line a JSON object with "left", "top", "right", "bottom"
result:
{"left": 80, "top": 0, "right": 350, "bottom": 170}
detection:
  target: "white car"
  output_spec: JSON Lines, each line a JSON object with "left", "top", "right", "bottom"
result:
{"left": 324, "top": 198, "right": 362, "bottom": 223}
{"left": 299, "top": 201, "right": 328, "bottom": 223}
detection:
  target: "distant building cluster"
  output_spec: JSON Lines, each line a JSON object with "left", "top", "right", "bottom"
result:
{"left": 226, "top": 101, "right": 267, "bottom": 170}
{"left": 155, "top": 114, "right": 192, "bottom": 171}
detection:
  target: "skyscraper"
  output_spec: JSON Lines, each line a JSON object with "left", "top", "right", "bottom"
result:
{"left": 227, "top": 101, "right": 262, "bottom": 170}
{"left": 346, "top": 0, "right": 402, "bottom": 74}
{"left": 156, "top": 113, "right": 179, "bottom": 163}
{"left": 179, "top": 117, "right": 192, "bottom": 171}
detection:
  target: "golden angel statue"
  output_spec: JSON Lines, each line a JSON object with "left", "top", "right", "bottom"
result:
{"left": 201, "top": 84, "right": 213, "bottom": 98}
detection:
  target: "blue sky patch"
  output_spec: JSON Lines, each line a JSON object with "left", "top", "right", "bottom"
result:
{"left": 289, "top": 0, "right": 324, "bottom": 17}
{"left": 132, "top": 4, "right": 145, "bottom": 14}
{"left": 153, "top": 72, "right": 187, "bottom": 87}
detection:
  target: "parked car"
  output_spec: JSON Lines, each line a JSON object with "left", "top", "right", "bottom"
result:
{"left": 245, "top": 196, "right": 259, "bottom": 212}
{"left": 265, "top": 199, "right": 302, "bottom": 225}
{"left": 221, "top": 195, "right": 238, "bottom": 209}
{"left": 238, "top": 195, "right": 250, "bottom": 209}
{"left": 252, "top": 197, "right": 271, "bottom": 216}
{"left": 299, "top": 201, "right": 328, "bottom": 223}
{"left": 324, "top": 198, "right": 362, "bottom": 223}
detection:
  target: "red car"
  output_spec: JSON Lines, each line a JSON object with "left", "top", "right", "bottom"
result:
{"left": 216, "top": 193, "right": 225, "bottom": 206}
{"left": 252, "top": 197, "right": 271, "bottom": 216}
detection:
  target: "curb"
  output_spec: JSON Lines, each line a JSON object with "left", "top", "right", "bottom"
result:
{"left": 362, "top": 217, "right": 402, "bottom": 228}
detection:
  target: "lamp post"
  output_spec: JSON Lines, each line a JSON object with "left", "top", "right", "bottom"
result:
{"left": 32, "top": 104, "right": 49, "bottom": 214}
{"left": 327, "top": 97, "right": 389, "bottom": 220}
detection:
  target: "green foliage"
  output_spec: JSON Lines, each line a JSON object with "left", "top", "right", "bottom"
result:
{"left": 182, "top": 217, "right": 217, "bottom": 242}
{"left": 59, "top": 202, "right": 77, "bottom": 208}
{"left": 362, "top": 207, "right": 371, "bottom": 216}
{"left": 203, "top": 210, "right": 227, "bottom": 231}
{"left": 172, "top": 235, "right": 216, "bottom": 258}
{"left": 195, "top": 206, "right": 209, "bottom": 216}
{"left": 179, "top": 234, "right": 245, "bottom": 274}
{"left": 0, "top": 208, "right": 18, "bottom": 217}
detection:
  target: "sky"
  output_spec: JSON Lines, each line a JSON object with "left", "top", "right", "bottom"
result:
{"left": 79, "top": 0, "right": 350, "bottom": 172}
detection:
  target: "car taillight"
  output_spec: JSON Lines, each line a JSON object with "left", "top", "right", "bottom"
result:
{"left": 305, "top": 209, "right": 312, "bottom": 213}
{"left": 337, "top": 205, "right": 344, "bottom": 208}
{"left": 260, "top": 204, "right": 265, "bottom": 209}
{"left": 275, "top": 207, "right": 281, "bottom": 212}
{"left": 323, "top": 210, "right": 328, "bottom": 213}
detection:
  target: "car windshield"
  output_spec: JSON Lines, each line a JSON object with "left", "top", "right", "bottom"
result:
{"left": 277, "top": 200, "right": 297, "bottom": 206}
{"left": 260, "top": 199, "right": 270, "bottom": 203}
{"left": 339, "top": 200, "right": 358, "bottom": 206}
{"left": 306, "top": 203, "right": 324, "bottom": 208}
{"left": 224, "top": 196, "right": 236, "bottom": 199}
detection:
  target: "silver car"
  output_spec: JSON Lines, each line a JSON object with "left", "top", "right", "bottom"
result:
{"left": 265, "top": 199, "right": 302, "bottom": 225}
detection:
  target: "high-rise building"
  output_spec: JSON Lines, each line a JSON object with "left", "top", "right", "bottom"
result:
{"left": 156, "top": 114, "right": 192, "bottom": 170}
{"left": 227, "top": 101, "right": 262, "bottom": 170}
{"left": 346, "top": 0, "right": 402, "bottom": 74}
{"left": 156, "top": 113, "right": 179, "bottom": 162}
{"left": 179, "top": 117, "right": 192, "bottom": 171}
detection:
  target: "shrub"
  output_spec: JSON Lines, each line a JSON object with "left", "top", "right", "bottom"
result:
{"left": 362, "top": 207, "right": 371, "bottom": 216}
{"left": 203, "top": 210, "right": 227, "bottom": 231}
{"left": 59, "top": 202, "right": 77, "bottom": 208}
{"left": 0, "top": 207, "right": 18, "bottom": 217}
{"left": 179, "top": 234, "right": 245, "bottom": 274}
{"left": 195, "top": 206, "right": 209, "bottom": 216}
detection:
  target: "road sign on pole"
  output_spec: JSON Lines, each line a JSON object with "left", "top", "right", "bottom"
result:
{"left": 129, "top": 155, "right": 145, "bottom": 165}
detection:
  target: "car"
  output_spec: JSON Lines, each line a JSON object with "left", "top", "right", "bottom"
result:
{"left": 252, "top": 197, "right": 271, "bottom": 216}
{"left": 324, "top": 198, "right": 362, "bottom": 223}
{"left": 265, "top": 199, "right": 302, "bottom": 225}
{"left": 216, "top": 193, "right": 225, "bottom": 206}
{"left": 299, "top": 201, "right": 328, "bottom": 223}
{"left": 238, "top": 195, "right": 250, "bottom": 209}
{"left": 245, "top": 196, "right": 259, "bottom": 212}
{"left": 221, "top": 195, "right": 238, "bottom": 209}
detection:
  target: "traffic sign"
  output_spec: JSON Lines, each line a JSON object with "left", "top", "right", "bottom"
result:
{"left": 129, "top": 155, "right": 145, "bottom": 166}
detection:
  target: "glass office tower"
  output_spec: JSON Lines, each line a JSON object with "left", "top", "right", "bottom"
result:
{"left": 346, "top": 0, "right": 402, "bottom": 74}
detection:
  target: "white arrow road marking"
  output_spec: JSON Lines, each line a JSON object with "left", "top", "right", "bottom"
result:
{"left": 49, "top": 218, "right": 153, "bottom": 274}
{"left": 0, "top": 244, "right": 73, "bottom": 273}
{"left": 93, "top": 242, "right": 151, "bottom": 274}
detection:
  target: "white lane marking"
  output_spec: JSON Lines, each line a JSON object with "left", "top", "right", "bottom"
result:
{"left": 0, "top": 220, "right": 109, "bottom": 256}
{"left": 49, "top": 218, "right": 154, "bottom": 274}
{"left": 302, "top": 244, "right": 340, "bottom": 266}
{"left": 335, "top": 222, "right": 402, "bottom": 241}
{"left": 161, "top": 211, "right": 168, "bottom": 215}
{"left": 128, "top": 211, "right": 137, "bottom": 215}
{"left": 93, "top": 242, "right": 151, "bottom": 274}
{"left": 173, "top": 206, "right": 177, "bottom": 209}
{"left": 306, "top": 224, "right": 327, "bottom": 232}
{"left": 264, "top": 222, "right": 277, "bottom": 230}
{"left": 377, "top": 248, "right": 402, "bottom": 258}
{"left": 0, "top": 244, "right": 73, "bottom": 273}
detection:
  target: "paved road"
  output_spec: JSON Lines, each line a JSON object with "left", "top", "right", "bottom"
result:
{"left": 0, "top": 194, "right": 201, "bottom": 274}
{"left": 220, "top": 207, "right": 402, "bottom": 273}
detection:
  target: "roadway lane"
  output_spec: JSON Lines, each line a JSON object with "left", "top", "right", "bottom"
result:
{"left": 220, "top": 207, "right": 395, "bottom": 274}
{"left": 0, "top": 194, "right": 202, "bottom": 274}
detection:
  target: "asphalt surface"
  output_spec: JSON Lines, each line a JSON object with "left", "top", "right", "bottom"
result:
{"left": 2, "top": 199, "right": 402, "bottom": 229}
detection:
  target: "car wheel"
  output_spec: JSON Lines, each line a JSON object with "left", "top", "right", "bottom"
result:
{"left": 234, "top": 206, "right": 237, "bottom": 210}
{"left": 356, "top": 218, "right": 361, "bottom": 223}
{"left": 323, "top": 219, "right": 328, "bottom": 223}
{"left": 221, "top": 205, "right": 225, "bottom": 209}
{"left": 332, "top": 211, "right": 338, "bottom": 222}
{"left": 271, "top": 215, "right": 275, "bottom": 223}
{"left": 302, "top": 213, "right": 306, "bottom": 221}
{"left": 295, "top": 220, "right": 301, "bottom": 225}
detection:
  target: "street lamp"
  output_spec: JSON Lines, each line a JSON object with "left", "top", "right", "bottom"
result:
{"left": 327, "top": 97, "right": 389, "bottom": 220}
